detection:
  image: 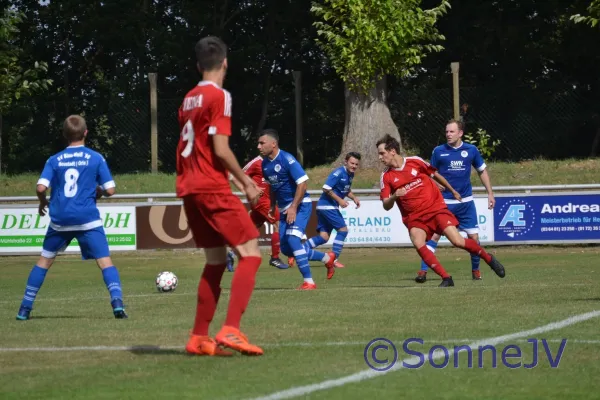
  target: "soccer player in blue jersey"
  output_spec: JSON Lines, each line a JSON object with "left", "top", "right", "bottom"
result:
{"left": 16, "top": 115, "right": 127, "bottom": 320}
{"left": 258, "top": 129, "right": 336, "bottom": 290}
{"left": 415, "top": 119, "right": 497, "bottom": 283}
{"left": 305, "top": 152, "right": 361, "bottom": 268}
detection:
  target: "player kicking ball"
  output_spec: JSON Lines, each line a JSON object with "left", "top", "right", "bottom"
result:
{"left": 304, "top": 152, "right": 362, "bottom": 268}
{"left": 377, "top": 134, "right": 506, "bottom": 287}
{"left": 16, "top": 115, "right": 127, "bottom": 320}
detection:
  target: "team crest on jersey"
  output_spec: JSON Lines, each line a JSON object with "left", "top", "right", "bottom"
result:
{"left": 411, "top": 168, "right": 417, "bottom": 176}
{"left": 461, "top": 150, "right": 468, "bottom": 158}
{"left": 274, "top": 164, "right": 281, "bottom": 172}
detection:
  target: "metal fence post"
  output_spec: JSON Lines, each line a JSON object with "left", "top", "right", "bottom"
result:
{"left": 292, "top": 71, "right": 303, "bottom": 165}
{"left": 451, "top": 62, "right": 460, "bottom": 120}
{"left": 149, "top": 73, "right": 158, "bottom": 173}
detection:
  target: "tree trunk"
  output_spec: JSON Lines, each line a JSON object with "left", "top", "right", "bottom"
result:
{"left": 335, "top": 76, "right": 402, "bottom": 170}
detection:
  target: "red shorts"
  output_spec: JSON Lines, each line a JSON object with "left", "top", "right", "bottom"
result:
{"left": 250, "top": 200, "right": 279, "bottom": 226}
{"left": 182, "top": 193, "right": 260, "bottom": 249}
{"left": 406, "top": 209, "right": 459, "bottom": 241}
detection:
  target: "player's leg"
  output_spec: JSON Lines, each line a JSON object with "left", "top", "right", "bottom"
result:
{"left": 415, "top": 233, "right": 441, "bottom": 283}
{"left": 77, "top": 226, "right": 127, "bottom": 318}
{"left": 305, "top": 210, "right": 331, "bottom": 250}
{"left": 408, "top": 224, "right": 454, "bottom": 287}
{"left": 296, "top": 204, "right": 337, "bottom": 281}
{"left": 467, "top": 232, "right": 481, "bottom": 279}
{"left": 327, "top": 209, "right": 349, "bottom": 268}
{"left": 182, "top": 195, "right": 234, "bottom": 357}
{"left": 441, "top": 214, "right": 506, "bottom": 278}
{"left": 252, "top": 207, "right": 285, "bottom": 269}
{"left": 457, "top": 201, "right": 483, "bottom": 280}
{"left": 16, "top": 227, "right": 72, "bottom": 320}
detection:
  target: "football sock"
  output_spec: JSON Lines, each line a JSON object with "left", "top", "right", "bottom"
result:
{"left": 471, "top": 239, "right": 481, "bottom": 271}
{"left": 192, "top": 263, "right": 226, "bottom": 336}
{"left": 20, "top": 265, "right": 48, "bottom": 310}
{"left": 225, "top": 256, "right": 261, "bottom": 329}
{"left": 307, "top": 235, "right": 327, "bottom": 249}
{"left": 332, "top": 230, "right": 348, "bottom": 258}
{"left": 271, "top": 233, "right": 280, "bottom": 258}
{"left": 303, "top": 241, "right": 326, "bottom": 262}
{"left": 420, "top": 239, "right": 438, "bottom": 272}
{"left": 463, "top": 238, "right": 492, "bottom": 264}
{"left": 289, "top": 236, "right": 312, "bottom": 280}
{"left": 417, "top": 245, "right": 450, "bottom": 279}
{"left": 101, "top": 266, "right": 123, "bottom": 303}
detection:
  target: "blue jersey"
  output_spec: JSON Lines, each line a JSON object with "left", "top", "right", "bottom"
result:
{"left": 430, "top": 142, "right": 486, "bottom": 203}
{"left": 317, "top": 166, "right": 354, "bottom": 210}
{"left": 37, "top": 145, "right": 115, "bottom": 230}
{"left": 262, "top": 149, "right": 310, "bottom": 211}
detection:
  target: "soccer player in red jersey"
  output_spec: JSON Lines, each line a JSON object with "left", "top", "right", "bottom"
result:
{"left": 176, "top": 36, "right": 264, "bottom": 356}
{"left": 377, "top": 134, "right": 506, "bottom": 287}
{"left": 229, "top": 155, "right": 287, "bottom": 269}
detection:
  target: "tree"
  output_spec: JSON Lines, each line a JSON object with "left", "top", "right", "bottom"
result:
{"left": 571, "top": 0, "right": 600, "bottom": 27}
{"left": 311, "top": 0, "right": 450, "bottom": 168}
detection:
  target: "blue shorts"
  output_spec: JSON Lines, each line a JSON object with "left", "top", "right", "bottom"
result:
{"left": 41, "top": 226, "right": 111, "bottom": 260}
{"left": 316, "top": 209, "right": 346, "bottom": 233}
{"left": 446, "top": 200, "right": 479, "bottom": 235}
{"left": 279, "top": 201, "right": 312, "bottom": 240}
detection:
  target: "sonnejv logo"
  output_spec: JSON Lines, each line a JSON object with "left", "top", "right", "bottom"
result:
{"left": 498, "top": 200, "right": 536, "bottom": 238}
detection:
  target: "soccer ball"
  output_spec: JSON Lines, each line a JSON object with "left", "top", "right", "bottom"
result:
{"left": 156, "top": 271, "right": 178, "bottom": 292}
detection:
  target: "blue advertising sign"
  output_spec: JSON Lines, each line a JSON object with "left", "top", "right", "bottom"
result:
{"left": 494, "top": 194, "right": 600, "bottom": 242}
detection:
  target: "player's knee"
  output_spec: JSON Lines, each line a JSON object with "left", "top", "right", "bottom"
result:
{"left": 449, "top": 235, "right": 466, "bottom": 248}
{"left": 96, "top": 257, "right": 114, "bottom": 269}
{"left": 205, "top": 247, "right": 228, "bottom": 265}
{"left": 235, "top": 238, "right": 261, "bottom": 258}
{"left": 319, "top": 231, "right": 330, "bottom": 241}
{"left": 337, "top": 226, "right": 348, "bottom": 232}
{"left": 468, "top": 233, "right": 479, "bottom": 242}
{"left": 37, "top": 256, "right": 54, "bottom": 269}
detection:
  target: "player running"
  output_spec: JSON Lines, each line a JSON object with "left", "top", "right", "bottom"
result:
{"left": 415, "top": 119, "right": 496, "bottom": 283}
{"left": 228, "top": 155, "right": 287, "bottom": 270}
{"left": 16, "top": 115, "right": 127, "bottom": 320}
{"left": 304, "top": 152, "right": 362, "bottom": 268}
{"left": 177, "top": 36, "right": 264, "bottom": 356}
{"left": 258, "top": 129, "right": 336, "bottom": 290}
{"left": 377, "top": 134, "right": 506, "bottom": 287}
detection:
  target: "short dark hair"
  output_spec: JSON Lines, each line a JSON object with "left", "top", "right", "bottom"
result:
{"left": 195, "top": 36, "right": 227, "bottom": 72}
{"left": 260, "top": 128, "right": 279, "bottom": 142}
{"left": 345, "top": 152, "right": 361, "bottom": 161}
{"left": 375, "top": 134, "right": 400, "bottom": 154}
{"left": 63, "top": 115, "right": 87, "bottom": 142}
{"left": 446, "top": 118, "right": 464, "bottom": 131}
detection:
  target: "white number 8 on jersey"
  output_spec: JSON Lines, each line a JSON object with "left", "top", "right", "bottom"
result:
{"left": 64, "top": 168, "right": 80, "bottom": 198}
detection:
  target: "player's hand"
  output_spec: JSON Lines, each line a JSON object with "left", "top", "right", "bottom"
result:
{"left": 284, "top": 206, "right": 297, "bottom": 224}
{"left": 452, "top": 190, "right": 462, "bottom": 202}
{"left": 488, "top": 194, "right": 496, "bottom": 209}
{"left": 394, "top": 188, "right": 407, "bottom": 198}
{"left": 354, "top": 198, "right": 361, "bottom": 209}
{"left": 96, "top": 186, "right": 104, "bottom": 200}
{"left": 268, "top": 208, "right": 276, "bottom": 220}
{"left": 38, "top": 199, "right": 49, "bottom": 217}
{"left": 245, "top": 183, "right": 262, "bottom": 206}
{"left": 339, "top": 200, "right": 349, "bottom": 208}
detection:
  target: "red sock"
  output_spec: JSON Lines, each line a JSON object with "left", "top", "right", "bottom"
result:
{"left": 271, "top": 233, "right": 280, "bottom": 258}
{"left": 225, "top": 256, "right": 262, "bottom": 329}
{"left": 463, "top": 238, "right": 492, "bottom": 264}
{"left": 192, "top": 263, "right": 226, "bottom": 336}
{"left": 417, "top": 245, "right": 450, "bottom": 279}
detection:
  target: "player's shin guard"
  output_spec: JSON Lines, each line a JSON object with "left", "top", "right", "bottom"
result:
{"left": 102, "top": 266, "right": 123, "bottom": 303}
{"left": 420, "top": 240, "right": 438, "bottom": 272}
{"left": 470, "top": 239, "right": 481, "bottom": 271}
{"left": 462, "top": 238, "right": 492, "bottom": 264}
{"left": 332, "top": 230, "right": 348, "bottom": 258}
{"left": 193, "top": 264, "right": 226, "bottom": 336}
{"left": 20, "top": 265, "right": 48, "bottom": 310}
{"left": 225, "top": 256, "right": 261, "bottom": 329}
{"left": 289, "top": 236, "right": 312, "bottom": 280}
{"left": 271, "top": 233, "right": 280, "bottom": 258}
{"left": 416, "top": 246, "right": 450, "bottom": 279}
{"left": 302, "top": 241, "right": 326, "bottom": 262}
{"left": 307, "top": 235, "right": 327, "bottom": 249}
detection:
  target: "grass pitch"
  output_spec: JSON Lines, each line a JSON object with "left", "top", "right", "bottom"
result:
{"left": 1, "top": 246, "right": 599, "bottom": 399}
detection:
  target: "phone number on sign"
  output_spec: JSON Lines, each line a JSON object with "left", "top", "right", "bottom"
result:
{"left": 541, "top": 226, "right": 600, "bottom": 232}
{"left": 348, "top": 237, "right": 391, "bottom": 243}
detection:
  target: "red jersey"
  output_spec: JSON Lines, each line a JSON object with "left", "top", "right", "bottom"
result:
{"left": 242, "top": 156, "right": 270, "bottom": 193}
{"left": 176, "top": 81, "right": 232, "bottom": 197}
{"left": 380, "top": 156, "right": 448, "bottom": 223}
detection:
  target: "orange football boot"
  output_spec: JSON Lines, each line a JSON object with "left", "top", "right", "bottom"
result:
{"left": 288, "top": 257, "right": 295, "bottom": 267}
{"left": 325, "top": 251, "right": 336, "bottom": 279}
{"left": 297, "top": 281, "right": 317, "bottom": 290}
{"left": 215, "top": 326, "right": 264, "bottom": 356}
{"left": 185, "top": 335, "right": 234, "bottom": 356}
{"left": 334, "top": 259, "right": 345, "bottom": 268}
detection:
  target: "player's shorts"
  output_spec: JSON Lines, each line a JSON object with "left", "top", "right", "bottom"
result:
{"left": 316, "top": 208, "right": 346, "bottom": 233}
{"left": 41, "top": 226, "right": 110, "bottom": 260}
{"left": 250, "top": 201, "right": 279, "bottom": 226}
{"left": 406, "top": 209, "right": 459, "bottom": 241}
{"left": 183, "top": 193, "right": 260, "bottom": 249}
{"left": 446, "top": 200, "right": 479, "bottom": 235}
{"left": 279, "top": 201, "right": 312, "bottom": 239}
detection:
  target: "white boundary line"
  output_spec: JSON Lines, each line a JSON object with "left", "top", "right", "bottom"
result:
{"left": 1, "top": 338, "right": 600, "bottom": 353}
{"left": 248, "top": 310, "right": 600, "bottom": 400}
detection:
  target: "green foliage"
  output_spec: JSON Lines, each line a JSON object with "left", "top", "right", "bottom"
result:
{"left": 310, "top": 0, "right": 450, "bottom": 94}
{"left": 0, "top": 10, "right": 53, "bottom": 114}
{"left": 464, "top": 128, "right": 501, "bottom": 159}
{"left": 571, "top": 0, "right": 600, "bottom": 28}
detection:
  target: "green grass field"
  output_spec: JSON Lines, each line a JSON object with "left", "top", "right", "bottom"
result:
{"left": 1, "top": 247, "right": 599, "bottom": 399}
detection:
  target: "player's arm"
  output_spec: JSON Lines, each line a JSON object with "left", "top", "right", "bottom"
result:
{"left": 322, "top": 172, "right": 348, "bottom": 208}
{"left": 347, "top": 190, "right": 360, "bottom": 208}
{"left": 213, "top": 135, "right": 260, "bottom": 203}
{"left": 473, "top": 149, "right": 495, "bottom": 209}
{"left": 380, "top": 172, "right": 402, "bottom": 211}
{"left": 229, "top": 173, "right": 246, "bottom": 195}
{"left": 429, "top": 149, "right": 445, "bottom": 191}
{"left": 36, "top": 159, "right": 53, "bottom": 216}
{"left": 432, "top": 171, "right": 461, "bottom": 202}
{"left": 285, "top": 156, "right": 309, "bottom": 223}
{"left": 97, "top": 157, "right": 116, "bottom": 199}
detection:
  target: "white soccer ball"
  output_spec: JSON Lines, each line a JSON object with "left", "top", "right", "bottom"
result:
{"left": 156, "top": 271, "right": 178, "bottom": 292}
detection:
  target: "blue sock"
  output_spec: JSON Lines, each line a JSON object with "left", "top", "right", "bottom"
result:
{"left": 102, "top": 266, "right": 123, "bottom": 304}
{"left": 471, "top": 240, "right": 481, "bottom": 271}
{"left": 332, "top": 230, "right": 348, "bottom": 258}
{"left": 289, "top": 236, "right": 312, "bottom": 280}
{"left": 303, "top": 241, "right": 327, "bottom": 262}
{"left": 307, "top": 235, "right": 327, "bottom": 249}
{"left": 20, "top": 265, "right": 48, "bottom": 310}
{"left": 420, "top": 240, "right": 439, "bottom": 272}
